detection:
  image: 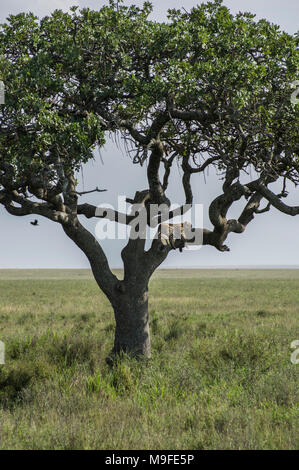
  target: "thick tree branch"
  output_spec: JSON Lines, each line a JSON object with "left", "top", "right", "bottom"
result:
{"left": 0, "top": 189, "right": 70, "bottom": 223}
{"left": 147, "top": 140, "right": 170, "bottom": 206}
{"left": 246, "top": 181, "right": 299, "bottom": 216}
{"left": 77, "top": 202, "right": 135, "bottom": 224}
{"left": 162, "top": 152, "right": 177, "bottom": 191}
{"left": 62, "top": 218, "right": 118, "bottom": 299}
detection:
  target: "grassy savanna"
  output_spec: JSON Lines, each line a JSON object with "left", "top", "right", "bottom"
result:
{"left": 0, "top": 269, "right": 298, "bottom": 450}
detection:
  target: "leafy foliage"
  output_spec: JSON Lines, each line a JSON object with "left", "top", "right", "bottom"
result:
{"left": 0, "top": 1, "right": 298, "bottom": 186}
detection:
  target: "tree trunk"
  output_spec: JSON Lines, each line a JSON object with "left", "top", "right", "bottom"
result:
{"left": 62, "top": 220, "right": 159, "bottom": 360}
{"left": 111, "top": 285, "right": 151, "bottom": 358}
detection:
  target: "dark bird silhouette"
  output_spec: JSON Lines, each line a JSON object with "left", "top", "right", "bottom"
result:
{"left": 30, "top": 219, "right": 39, "bottom": 226}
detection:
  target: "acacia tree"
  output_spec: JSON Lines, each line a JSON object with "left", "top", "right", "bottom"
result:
{"left": 0, "top": 1, "right": 298, "bottom": 358}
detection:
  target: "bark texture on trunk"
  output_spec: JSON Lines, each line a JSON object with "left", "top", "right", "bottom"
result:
{"left": 108, "top": 227, "right": 171, "bottom": 359}
{"left": 112, "top": 286, "right": 151, "bottom": 358}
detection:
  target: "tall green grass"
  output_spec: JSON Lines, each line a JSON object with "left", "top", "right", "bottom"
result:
{"left": 0, "top": 270, "right": 298, "bottom": 449}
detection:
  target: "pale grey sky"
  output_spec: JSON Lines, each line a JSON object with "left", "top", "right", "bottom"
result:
{"left": 0, "top": 0, "right": 298, "bottom": 268}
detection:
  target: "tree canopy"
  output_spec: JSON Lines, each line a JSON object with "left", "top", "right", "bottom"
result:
{"left": 1, "top": 1, "right": 298, "bottom": 216}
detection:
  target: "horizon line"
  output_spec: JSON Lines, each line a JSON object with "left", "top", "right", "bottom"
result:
{"left": 0, "top": 265, "right": 299, "bottom": 270}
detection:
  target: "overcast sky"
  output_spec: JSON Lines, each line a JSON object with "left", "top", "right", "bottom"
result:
{"left": 0, "top": 0, "right": 298, "bottom": 269}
